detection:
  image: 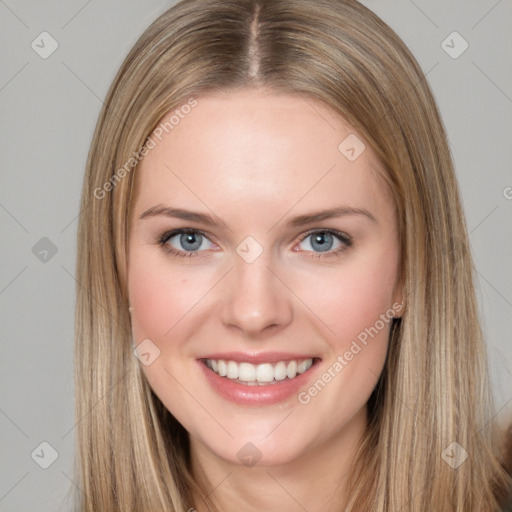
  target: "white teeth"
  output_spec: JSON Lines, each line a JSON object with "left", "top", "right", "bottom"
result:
{"left": 226, "top": 361, "right": 238, "bottom": 379}
{"left": 274, "top": 361, "right": 287, "bottom": 381}
{"left": 217, "top": 360, "right": 227, "bottom": 377}
{"left": 204, "top": 358, "right": 315, "bottom": 384}
{"left": 297, "top": 359, "right": 313, "bottom": 374}
{"left": 286, "top": 360, "right": 297, "bottom": 379}
{"left": 256, "top": 363, "right": 274, "bottom": 383}
{"left": 238, "top": 362, "right": 256, "bottom": 382}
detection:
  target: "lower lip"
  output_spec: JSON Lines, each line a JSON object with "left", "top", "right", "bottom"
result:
{"left": 197, "top": 359, "right": 320, "bottom": 406}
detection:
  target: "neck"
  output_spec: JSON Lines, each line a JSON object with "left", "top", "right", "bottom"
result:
{"left": 189, "top": 406, "right": 368, "bottom": 512}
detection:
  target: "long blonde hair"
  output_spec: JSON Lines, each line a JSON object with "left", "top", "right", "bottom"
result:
{"left": 73, "top": 0, "right": 511, "bottom": 510}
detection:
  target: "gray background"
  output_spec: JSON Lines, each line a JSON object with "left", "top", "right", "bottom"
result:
{"left": 0, "top": 1, "right": 511, "bottom": 510}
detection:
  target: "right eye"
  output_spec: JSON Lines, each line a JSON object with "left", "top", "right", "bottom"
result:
{"left": 158, "top": 228, "right": 216, "bottom": 258}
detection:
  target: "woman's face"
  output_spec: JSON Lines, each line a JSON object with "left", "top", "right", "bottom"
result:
{"left": 127, "top": 89, "right": 402, "bottom": 467}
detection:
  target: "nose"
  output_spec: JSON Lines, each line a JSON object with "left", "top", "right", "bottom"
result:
{"left": 220, "top": 249, "right": 294, "bottom": 339}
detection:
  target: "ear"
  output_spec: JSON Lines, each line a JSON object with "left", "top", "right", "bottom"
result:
{"left": 392, "top": 284, "right": 404, "bottom": 319}
{"left": 393, "top": 300, "right": 404, "bottom": 319}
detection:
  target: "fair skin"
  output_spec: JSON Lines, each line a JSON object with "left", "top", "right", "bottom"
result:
{"left": 127, "top": 89, "right": 402, "bottom": 511}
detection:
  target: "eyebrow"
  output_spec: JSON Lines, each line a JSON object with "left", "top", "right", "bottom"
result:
{"left": 139, "top": 204, "right": 377, "bottom": 227}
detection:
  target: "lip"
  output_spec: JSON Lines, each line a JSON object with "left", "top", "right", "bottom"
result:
{"left": 199, "top": 351, "right": 317, "bottom": 365}
{"left": 197, "top": 355, "right": 321, "bottom": 406}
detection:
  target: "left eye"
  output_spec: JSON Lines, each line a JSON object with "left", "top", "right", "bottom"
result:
{"left": 297, "top": 230, "right": 351, "bottom": 255}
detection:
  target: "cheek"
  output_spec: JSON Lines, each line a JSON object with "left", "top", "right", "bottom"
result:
{"left": 127, "top": 251, "right": 206, "bottom": 346}
{"left": 127, "top": 253, "right": 203, "bottom": 425}
{"left": 293, "top": 260, "right": 397, "bottom": 420}
{"left": 297, "top": 254, "right": 398, "bottom": 350}
{"left": 129, "top": 267, "right": 174, "bottom": 343}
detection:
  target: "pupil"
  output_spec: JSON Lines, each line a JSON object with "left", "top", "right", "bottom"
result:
{"left": 312, "top": 233, "right": 332, "bottom": 252}
{"left": 181, "top": 233, "right": 201, "bottom": 251}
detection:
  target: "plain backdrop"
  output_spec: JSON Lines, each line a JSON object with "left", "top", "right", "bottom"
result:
{"left": 1, "top": 1, "right": 511, "bottom": 510}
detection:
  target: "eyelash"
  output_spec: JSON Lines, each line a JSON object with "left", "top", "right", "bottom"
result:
{"left": 157, "top": 228, "right": 353, "bottom": 260}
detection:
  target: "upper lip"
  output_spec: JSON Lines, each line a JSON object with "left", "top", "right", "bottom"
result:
{"left": 199, "top": 351, "right": 319, "bottom": 364}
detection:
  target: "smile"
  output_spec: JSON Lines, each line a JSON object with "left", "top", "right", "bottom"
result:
{"left": 198, "top": 352, "right": 322, "bottom": 405}
{"left": 203, "top": 358, "right": 314, "bottom": 385}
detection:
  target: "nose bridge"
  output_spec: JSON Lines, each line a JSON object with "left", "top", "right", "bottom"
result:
{"left": 221, "top": 241, "right": 293, "bottom": 336}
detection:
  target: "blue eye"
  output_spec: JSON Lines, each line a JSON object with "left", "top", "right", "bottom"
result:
{"left": 159, "top": 229, "right": 215, "bottom": 258}
{"left": 158, "top": 228, "right": 352, "bottom": 259}
{"left": 297, "top": 229, "right": 352, "bottom": 258}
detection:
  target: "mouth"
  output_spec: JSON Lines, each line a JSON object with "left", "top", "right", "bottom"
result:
{"left": 197, "top": 355, "right": 322, "bottom": 405}
{"left": 201, "top": 357, "right": 318, "bottom": 385}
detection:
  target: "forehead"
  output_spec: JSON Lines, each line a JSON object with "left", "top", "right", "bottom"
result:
{"left": 133, "top": 90, "right": 393, "bottom": 223}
